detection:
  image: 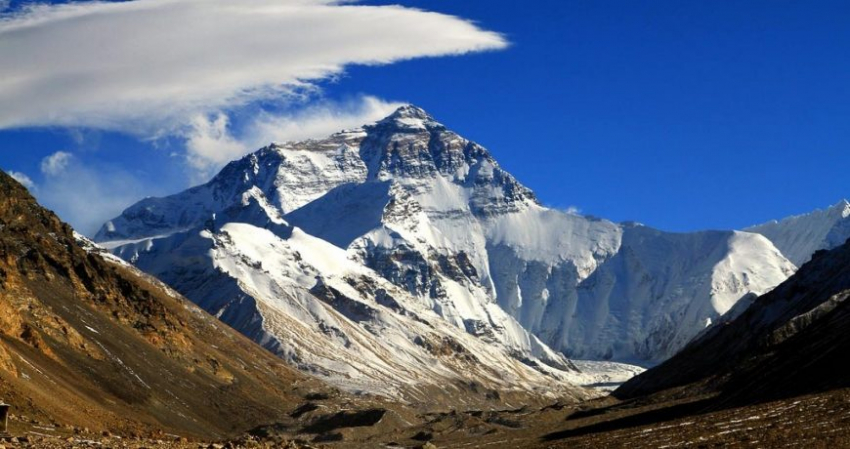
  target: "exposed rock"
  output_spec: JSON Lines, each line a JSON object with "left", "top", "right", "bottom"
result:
{"left": 301, "top": 409, "right": 387, "bottom": 434}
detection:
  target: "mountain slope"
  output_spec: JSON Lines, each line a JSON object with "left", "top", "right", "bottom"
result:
{"left": 107, "top": 193, "right": 594, "bottom": 405}
{"left": 97, "top": 105, "right": 795, "bottom": 375}
{"left": 747, "top": 199, "right": 850, "bottom": 266}
{"left": 562, "top": 226, "right": 793, "bottom": 361}
{"left": 616, "top": 235, "right": 850, "bottom": 403}
{"left": 0, "top": 169, "right": 358, "bottom": 439}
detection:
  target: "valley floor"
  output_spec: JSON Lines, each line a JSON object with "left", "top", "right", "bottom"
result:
{"left": 406, "top": 387, "right": 850, "bottom": 448}
{"left": 6, "top": 387, "right": 850, "bottom": 448}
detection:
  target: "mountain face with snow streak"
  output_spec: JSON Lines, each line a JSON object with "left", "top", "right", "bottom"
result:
{"left": 617, "top": 236, "right": 850, "bottom": 403}
{"left": 746, "top": 200, "right": 850, "bottom": 267}
{"left": 97, "top": 106, "right": 796, "bottom": 394}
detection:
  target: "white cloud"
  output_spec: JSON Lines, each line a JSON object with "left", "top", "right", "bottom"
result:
{"left": 7, "top": 170, "right": 35, "bottom": 190}
{"left": 0, "top": 0, "right": 507, "bottom": 136}
{"left": 185, "top": 113, "right": 248, "bottom": 183}
{"left": 40, "top": 151, "right": 73, "bottom": 176}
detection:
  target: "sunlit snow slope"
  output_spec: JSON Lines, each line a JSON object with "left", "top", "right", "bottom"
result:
{"left": 747, "top": 199, "right": 850, "bottom": 267}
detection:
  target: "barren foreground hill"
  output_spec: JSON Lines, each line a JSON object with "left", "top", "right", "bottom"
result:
{"left": 0, "top": 169, "right": 370, "bottom": 440}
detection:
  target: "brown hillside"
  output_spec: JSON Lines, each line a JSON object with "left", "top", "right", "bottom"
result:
{"left": 0, "top": 170, "right": 338, "bottom": 439}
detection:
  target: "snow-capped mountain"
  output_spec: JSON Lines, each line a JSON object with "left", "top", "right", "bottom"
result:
{"left": 97, "top": 106, "right": 796, "bottom": 394}
{"left": 617, "top": 235, "right": 850, "bottom": 403}
{"left": 747, "top": 199, "right": 850, "bottom": 267}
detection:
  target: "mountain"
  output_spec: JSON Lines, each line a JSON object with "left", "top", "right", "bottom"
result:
{"left": 96, "top": 105, "right": 794, "bottom": 386}
{"left": 747, "top": 199, "right": 850, "bottom": 266}
{"left": 0, "top": 169, "right": 365, "bottom": 439}
{"left": 616, "top": 235, "right": 850, "bottom": 403}
{"left": 459, "top": 235, "right": 850, "bottom": 449}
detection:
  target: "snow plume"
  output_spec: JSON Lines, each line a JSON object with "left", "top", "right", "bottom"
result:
{"left": 0, "top": 0, "right": 506, "bottom": 135}
{"left": 244, "top": 96, "right": 405, "bottom": 148}
{"left": 7, "top": 170, "right": 35, "bottom": 190}
{"left": 184, "top": 96, "right": 404, "bottom": 182}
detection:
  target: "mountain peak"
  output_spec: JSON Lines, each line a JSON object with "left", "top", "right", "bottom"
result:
{"left": 0, "top": 169, "right": 31, "bottom": 199}
{"left": 374, "top": 104, "right": 442, "bottom": 130}
{"left": 834, "top": 198, "right": 850, "bottom": 216}
{"left": 389, "top": 104, "right": 431, "bottom": 119}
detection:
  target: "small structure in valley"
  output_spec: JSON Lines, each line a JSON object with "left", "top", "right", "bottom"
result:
{"left": 0, "top": 402, "right": 9, "bottom": 437}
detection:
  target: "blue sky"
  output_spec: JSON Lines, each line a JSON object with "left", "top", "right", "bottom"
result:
{"left": 1, "top": 0, "right": 848, "bottom": 235}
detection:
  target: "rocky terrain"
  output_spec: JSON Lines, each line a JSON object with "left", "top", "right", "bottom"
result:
{"left": 399, "top": 386, "right": 850, "bottom": 448}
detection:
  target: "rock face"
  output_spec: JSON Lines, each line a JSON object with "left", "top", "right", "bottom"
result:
{"left": 616, "top": 236, "right": 850, "bottom": 404}
{"left": 0, "top": 170, "right": 341, "bottom": 439}
{"left": 97, "top": 105, "right": 796, "bottom": 393}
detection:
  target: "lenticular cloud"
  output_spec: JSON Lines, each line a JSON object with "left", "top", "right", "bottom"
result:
{"left": 0, "top": 0, "right": 507, "bottom": 135}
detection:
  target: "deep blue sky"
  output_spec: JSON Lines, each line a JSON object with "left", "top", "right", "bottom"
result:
{"left": 2, "top": 0, "right": 849, "bottom": 234}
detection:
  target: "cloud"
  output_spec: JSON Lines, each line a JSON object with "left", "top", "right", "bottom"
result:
{"left": 35, "top": 152, "right": 168, "bottom": 236}
{"left": 0, "top": 0, "right": 507, "bottom": 136}
{"left": 183, "top": 95, "right": 404, "bottom": 182}
{"left": 7, "top": 170, "right": 35, "bottom": 190}
{"left": 185, "top": 113, "right": 247, "bottom": 182}
{"left": 244, "top": 96, "right": 405, "bottom": 148}
{"left": 40, "top": 150, "right": 73, "bottom": 176}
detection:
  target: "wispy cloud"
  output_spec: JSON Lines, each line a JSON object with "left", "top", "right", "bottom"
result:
{"left": 185, "top": 113, "right": 247, "bottom": 182}
{"left": 0, "top": 0, "right": 506, "bottom": 136}
{"left": 35, "top": 151, "right": 169, "bottom": 236}
{"left": 39, "top": 150, "right": 73, "bottom": 176}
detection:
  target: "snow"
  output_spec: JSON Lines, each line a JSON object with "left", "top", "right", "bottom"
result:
{"left": 113, "top": 218, "right": 589, "bottom": 399}
{"left": 572, "top": 360, "right": 647, "bottom": 392}
{"left": 710, "top": 231, "right": 795, "bottom": 315}
{"left": 94, "top": 105, "right": 833, "bottom": 394}
{"left": 747, "top": 199, "right": 850, "bottom": 266}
